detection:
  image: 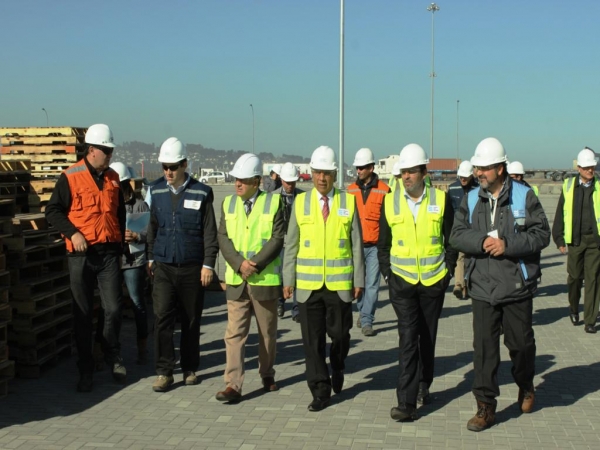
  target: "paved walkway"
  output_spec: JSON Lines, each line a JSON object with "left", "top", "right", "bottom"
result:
{"left": 1, "top": 193, "right": 600, "bottom": 449}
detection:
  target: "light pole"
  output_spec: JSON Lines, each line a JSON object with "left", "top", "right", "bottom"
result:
{"left": 249, "top": 104, "right": 255, "bottom": 153}
{"left": 456, "top": 99, "right": 460, "bottom": 160}
{"left": 41, "top": 108, "right": 49, "bottom": 127}
{"left": 427, "top": 2, "right": 439, "bottom": 159}
{"left": 338, "top": 0, "right": 345, "bottom": 189}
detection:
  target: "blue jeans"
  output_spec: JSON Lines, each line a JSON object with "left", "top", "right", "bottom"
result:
{"left": 123, "top": 266, "right": 148, "bottom": 339}
{"left": 356, "top": 245, "right": 381, "bottom": 327}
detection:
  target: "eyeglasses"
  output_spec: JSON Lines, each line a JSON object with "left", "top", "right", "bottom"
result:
{"left": 400, "top": 168, "right": 421, "bottom": 175}
{"left": 473, "top": 164, "right": 498, "bottom": 172}
{"left": 312, "top": 170, "right": 334, "bottom": 177}
{"left": 162, "top": 163, "right": 182, "bottom": 172}
{"left": 95, "top": 146, "right": 114, "bottom": 156}
{"left": 356, "top": 165, "right": 372, "bottom": 171}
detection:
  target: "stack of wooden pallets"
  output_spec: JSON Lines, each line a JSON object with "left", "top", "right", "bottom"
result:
{"left": 0, "top": 199, "right": 14, "bottom": 397}
{"left": 6, "top": 213, "right": 73, "bottom": 378}
{"left": 0, "top": 127, "right": 86, "bottom": 211}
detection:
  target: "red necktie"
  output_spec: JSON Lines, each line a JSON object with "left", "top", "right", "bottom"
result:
{"left": 322, "top": 196, "right": 329, "bottom": 223}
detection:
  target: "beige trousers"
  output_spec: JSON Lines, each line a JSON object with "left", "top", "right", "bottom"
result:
{"left": 223, "top": 286, "right": 278, "bottom": 392}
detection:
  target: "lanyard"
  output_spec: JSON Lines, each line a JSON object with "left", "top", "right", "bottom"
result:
{"left": 490, "top": 196, "right": 499, "bottom": 229}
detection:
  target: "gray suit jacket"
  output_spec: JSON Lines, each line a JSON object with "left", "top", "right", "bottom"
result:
{"left": 218, "top": 191, "right": 285, "bottom": 301}
{"left": 282, "top": 188, "right": 365, "bottom": 303}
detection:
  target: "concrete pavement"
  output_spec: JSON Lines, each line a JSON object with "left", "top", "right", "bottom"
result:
{"left": 1, "top": 191, "right": 600, "bottom": 449}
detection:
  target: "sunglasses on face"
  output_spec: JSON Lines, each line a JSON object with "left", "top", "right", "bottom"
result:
{"left": 473, "top": 164, "right": 498, "bottom": 172}
{"left": 356, "top": 165, "right": 371, "bottom": 171}
{"left": 162, "top": 163, "right": 181, "bottom": 172}
{"left": 95, "top": 146, "right": 114, "bottom": 156}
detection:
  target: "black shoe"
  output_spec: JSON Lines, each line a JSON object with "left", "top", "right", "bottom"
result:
{"left": 331, "top": 370, "right": 344, "bottom": 394}
{"left": 585, "top": 324, "right": 597, "bottom": 334}
{"left": 292, "top": 314, "right": 300, "bottom": 323}
{"left": 390, "top": 403, "right": 418, "bottom": 421}
{"left": 417, "top": 384, "right": 431, "bottom": 406}
{"left": 308, "top": 397, "right": 330, "bottom": 412}
{"left": 277, "top": 303, "right": 284, "bottom": 318}
{"left": 77, "top": 374, "right": 93, "bottom": 392}
{"left": 570, "top": 313, "right": 579, "bottom": 325}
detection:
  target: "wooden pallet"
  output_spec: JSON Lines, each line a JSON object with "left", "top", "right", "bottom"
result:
{"left": 16, "top": 341, "right": 73, "bottom": 379}
{"left": 0, "top": 126, "right": 87, "bottom": 137}
{"left": 1, "top": 145, "right": 80, "bottom": 155}
{"left": 10, "top": 285, "right": 71, "bottom": 315}
{"left": 10, "top": 270, "right": 69, "bottom": 300}
{"left": 0, "top": 303, "right": 11, "bottom": 323}
{"left": 10, "top": 298, "right": 71, "bottom": 331}
{"left": 0, "top": 199, "right": 16, "bottom": 218}
{"left": 0, "top": 359, "right": 15, "bottom": 398}
{"left": 9, "top": 255, "right": 67, "bottom": 286}
{"left": 31, "top": 170, "right": 64, "bottom": 178}
{"left": 13, "top": 327, "right": 72, "bottom": 365}
{"left": 11, "top": 213, "right": 49, "bottom": 232}
{"left": 1, "top": 153, "right": 78, "bottom": 163}
{"left": 8, "top": 312, "right": 72, "bottom": 347}
{"left": 0, "top": 135, "right": 83, "bottom": 146}
{"left": 7, "top": 240, "right": 65, "bottom": 268}
{"left": 29, "top": 180, "right": 58, "bottom": 195}
{"left": 0, "top": 160, "right": 31, "bottom": 173}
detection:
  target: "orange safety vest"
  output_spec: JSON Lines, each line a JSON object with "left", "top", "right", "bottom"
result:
{"left": 347, "top": 179, "right": 390, "bottom": 245}
{"left": 64, "top": 159, "right": 122, "bottom": 252}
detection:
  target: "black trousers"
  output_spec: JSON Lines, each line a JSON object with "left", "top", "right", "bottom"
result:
{"left": 298, "top": 287, "right": 352, "bottom": 399}
{"left": 389, "top": 273, "right": 447, "bottom": 406}
{"left": 567, "top": 234, "right": 600, "bottom": 325}
{"left": 472, "top": 297, "right": 536, "bottom": 406}
{"left": 153, "top": 263, "right": 204, "bottom": 376}
{"left": 69, "top": 253, "right": 123, "bottom": 375}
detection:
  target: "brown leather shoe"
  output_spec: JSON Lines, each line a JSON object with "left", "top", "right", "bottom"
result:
{"left": 518, "top": 387, "right": 535, "bottom": 413}
{"left": 262, "top": 377, "right": 279, "bottom": 392}
{"left": 467, "top": 400, "right": 496, "bottom": 432}
{"left": 215, "top": 386, "right": 242, "bottom": 402}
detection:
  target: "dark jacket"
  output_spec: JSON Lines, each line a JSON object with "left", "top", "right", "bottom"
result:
{"left": 450, "top": 177, "right": 551, "bottom": 305}
{"left": 552, "top": 176, "right": 600, "bottom": 248}
{"left": 272, "top": 186, "right": 304, "bottom": 233}
{"left": 146, "top": 177, "right": 218, "bottom": 267}
{"left": 447, "top": 178, "right": 478, "bottom": 214}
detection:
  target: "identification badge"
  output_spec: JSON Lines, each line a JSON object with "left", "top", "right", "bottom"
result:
{"left": 184, "top": 199, "right": 201, "bottom": 210}
{"left": 487, "top": 229, "right": 499, "bottom": 238}
{"left": 427, "top": 205, "right": 440, "bottom": 214}
{"left": 338, "top": 208, "right": 350, "bottom": 217}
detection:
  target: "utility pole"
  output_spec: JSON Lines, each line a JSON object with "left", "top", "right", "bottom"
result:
{"left": 427, "top": 3, "right": 439, "bottom": 159}
{"left": 338, "top": 0, "right": 345, "bottom": 189}
{"left": 249, "top": 104, "right": 255, "bottom": 153}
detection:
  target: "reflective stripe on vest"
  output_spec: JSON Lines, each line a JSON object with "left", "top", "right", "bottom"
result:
{"left": 64, "top": 159, "right": 122, "bottom": 252}
{"left": 223, "top": 192, "right": 281, "bottom": 286}
{"left": 467, "top": 181, "right": 534, "bottom": 281}
{"left": 385, "top": 186, "right": 447, "bottom": 286}
{"left": 295, "top": 189, "right": 355, "bottom": 290}
{"left": 562, "top": 176, "right": 600, "bottom": 245}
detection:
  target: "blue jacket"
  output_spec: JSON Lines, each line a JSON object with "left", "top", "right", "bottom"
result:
{"left": 150, "top": 178, "right": 212, "bottom": 264}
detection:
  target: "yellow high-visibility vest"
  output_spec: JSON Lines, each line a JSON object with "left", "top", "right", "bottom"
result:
{"left": 223, "top": 192, "right": 281, "bottom": 286}
{"left": 384, "top": 185, "right": 447, "bottom": 286}
{"left": 562, "top": 177, "right": 600, "bottom": 244}
{"left": 295, "top": 189, "right": 355, "bottom": 291}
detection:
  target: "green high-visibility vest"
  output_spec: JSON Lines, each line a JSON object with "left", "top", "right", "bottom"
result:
{"left": 223, "top": 192, "right": 281, "bottom": 286}
{"left": 295, "top": 189, "right": 355, "bottom": 291}
{"left": 384, "top": 185, "right": 447, "bottom": 286}
{"left": 562, "top": 177, "right": 600, "bottom": 244}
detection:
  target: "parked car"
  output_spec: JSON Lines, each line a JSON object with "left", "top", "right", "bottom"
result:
{"left": 200, "top": 171, "right": 227, "bottom": 183}
{"left": 298, "top": 173, "right": 311, "bottom": 182}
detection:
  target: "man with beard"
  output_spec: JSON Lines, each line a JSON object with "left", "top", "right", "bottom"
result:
{"left": 447, "top": 160, "right": 478, "bottom": 299}
{"left": 378, "top": 144, "right": 456, "bottom": 421}
{"left": 347, "top": 148, "right": 390, "bottom": 336}
{"left": 450, "top": 137, "right": 550, "bottom": 431}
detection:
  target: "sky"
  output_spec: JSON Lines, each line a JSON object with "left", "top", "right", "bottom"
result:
{"left": 1, "top": 0, "right": 599, "bottom": 169}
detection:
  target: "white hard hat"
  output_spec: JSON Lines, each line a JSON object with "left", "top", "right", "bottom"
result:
{"left": 85, "top": 124, "right": 115, "bottom": 148}
{"left": 230, "top": 153, "right": 262, "bottom": 179}
{"left": 280, "top": 162, "right": 299, "bottom": 182}
{"left": 158, "top": 137, "right": 187, "bottom": 163}
{"left": 109, "top": 162, "right": 131, "bottom": 182}
{"left": 577, "top": 148, "right": 597, "bottom": 167}
{"left": 391, "top": 161, "right": 402, "bottom": 176}
{"left": 507, "top": 161, "right": 525, "bottom": 175}
{"left": 353, "top": 148, "right": 375, "bottom": 166}
{"left": 457, "top": 160, "right": 473, "bottom": 178}
{"left": 310, "top": 146, "right": 337, "bottom": 171}
{"left": 398, "top": 144, "right": 429, "bottom": 170}
{"left": 471, "top": 137, "right": 507, "bottom": 167}
{"left": 271, "top": 164, "right": 282, "bottom": 175}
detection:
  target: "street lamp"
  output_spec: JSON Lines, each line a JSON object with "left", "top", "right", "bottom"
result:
{"left": 249, "top": 104, "right": 255, "bottom": 153}
{"left": 338, "top": 0, "right": 345, "bottom": 189}
{"left": 427, "top": 2, "right": 439, "bottom": 159}
{"left": 41, "top": 108, "right": 49, "bottom": 127}
{"left": 456, "top": 99, "right": 460, "bottom": 160}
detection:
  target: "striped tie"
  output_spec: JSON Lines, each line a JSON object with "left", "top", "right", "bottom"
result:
{"left": 322, "top": 196, "right": 329, "bottom": 223}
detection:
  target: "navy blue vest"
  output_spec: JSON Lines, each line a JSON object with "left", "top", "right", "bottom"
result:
{"left": 150, "top": 178, "right": 211, "bottom": 264}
